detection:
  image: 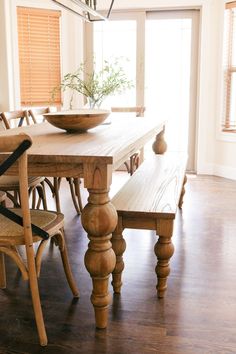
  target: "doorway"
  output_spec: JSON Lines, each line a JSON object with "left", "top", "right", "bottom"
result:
{"left": 145, "top": 10, "right": 199, "bottom": 171}
{"left": 88, "top": 9, "right": 199, "bottom": 171}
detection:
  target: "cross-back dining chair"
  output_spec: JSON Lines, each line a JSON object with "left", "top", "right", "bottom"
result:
{"left": 111, "top": 106, "right": 145, "bottom": 116}
{"left": 28, "top": 107, "right": 51, "bottom": 124}
{"left": 0, "top": 191, "right": 6, "bottom": 206}
{"left": 0, "top": 111, "right": 47, "bottom": 209}
{"left": 28, "top": 108, "right": 83, "bottom": 215}
{"left": 111, "top": 106, "right": 146, "bottom": 175}
{"left": 1, "top": 109, "right": 36, "bottom": 128}
{"left": 0, "top": 133, "right": 79, "bottom": 346}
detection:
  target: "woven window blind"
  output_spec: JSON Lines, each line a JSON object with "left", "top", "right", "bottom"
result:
{"left": 223, "top": 2, "right": 236, "bottom": 131}
{"left": 17, "top": 7, "right": 61, "bottom": 106}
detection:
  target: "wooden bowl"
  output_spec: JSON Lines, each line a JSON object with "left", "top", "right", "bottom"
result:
{"left": 43, "top": 109, "right": 110, "bottom": 132}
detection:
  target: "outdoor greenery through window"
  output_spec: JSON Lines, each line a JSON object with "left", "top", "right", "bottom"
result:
{"left": 223, "top": 2, "right": 236, "bottom": 132}
{"left": 17, "top": 7, "right": 61, "bottom": 107}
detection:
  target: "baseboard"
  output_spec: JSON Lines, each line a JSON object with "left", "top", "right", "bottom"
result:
{"left": 196, "top": 162, "right": 214, "bottom": 176}
{"left": 213, "top": 164, "right": 236, "bottom": 180}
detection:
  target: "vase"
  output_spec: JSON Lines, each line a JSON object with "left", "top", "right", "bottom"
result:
{"left": 87, "top": 97, "right": 102, "bottom": 109}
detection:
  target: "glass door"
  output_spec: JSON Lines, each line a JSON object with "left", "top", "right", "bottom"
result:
{"left": 145, "top": 10, "right": 199, "bottom": 171}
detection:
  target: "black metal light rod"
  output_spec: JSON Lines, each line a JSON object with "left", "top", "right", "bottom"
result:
{"left": 70, "top": 0, "right": 106, "bottom": 18}
{"left": 52, "top": 0, "right": 90, "bottom": 21}
{"left": 87, "top": 0, "right": 114, "bottom": 21}
{"left": 52, "top": 0, "right": 114, "bottom": 21}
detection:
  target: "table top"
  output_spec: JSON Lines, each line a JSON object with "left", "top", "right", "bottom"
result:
{"left": 0, "top": 117, "right": 165, "bottom": 177}
{"left": 0, "top": 117, "right": 164, "bottom": 161}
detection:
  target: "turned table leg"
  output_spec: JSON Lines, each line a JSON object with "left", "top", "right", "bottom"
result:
{"left": 81, "top": 164, "right": 117, "bottom": 329}
{"left": 152, "top": 127, "right": 167, "bottom": 155}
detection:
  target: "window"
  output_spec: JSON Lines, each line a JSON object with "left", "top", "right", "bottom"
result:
{"left": 222, "top": 2, "right": 236, "bottom": 131}
{"left": 93, "top": 19, "right": 137, "bottom": 107}
{"left": 17, "top": 7, "right": 61, "bottom": 106}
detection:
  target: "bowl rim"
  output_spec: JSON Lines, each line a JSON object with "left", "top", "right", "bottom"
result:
{"left": 43, "top": 109, "right": 111, "bottom": 117}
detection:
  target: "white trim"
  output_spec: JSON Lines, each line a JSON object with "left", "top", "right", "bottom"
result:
{"left": 146, "top": 8, "right": 200, "bottom": 19}
{"left": 213, "top": 163, "right": 236, "bottom": 180}
{"left": 217, "top": 131, "right": 236, "bottom": 142}
{"left": 197, "top": 161, "right": 214, "bottom": 175}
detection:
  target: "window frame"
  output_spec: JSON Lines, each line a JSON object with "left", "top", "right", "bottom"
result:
{"left": 222, "top": 1, "right": 236, "bottom": 133}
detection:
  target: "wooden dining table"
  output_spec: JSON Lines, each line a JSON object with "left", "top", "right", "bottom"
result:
{"left": 0, "top": 116, "right": 167, "bottom": 329}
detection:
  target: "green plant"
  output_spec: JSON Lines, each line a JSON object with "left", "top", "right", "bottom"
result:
{"left": 53, "top": 58, "right": 133, "bottom": 109}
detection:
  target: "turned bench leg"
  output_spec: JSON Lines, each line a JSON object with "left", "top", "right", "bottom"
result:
{"left": 111, "top": 217, "right": 126, "bottom": 293}
{"left": 178, "top": 174, "right": 187, "bottom": 209}
{"left": 155, "top": 219, "right": 175, "bottom": 298}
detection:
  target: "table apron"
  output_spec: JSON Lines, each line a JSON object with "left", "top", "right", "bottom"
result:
{"left": 1, "top": 162, "right": 84, "bottom": 178}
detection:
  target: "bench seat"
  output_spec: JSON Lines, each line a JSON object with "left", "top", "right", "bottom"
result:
{"left": 111, "top": 151, "right": 188, "bottom": 298}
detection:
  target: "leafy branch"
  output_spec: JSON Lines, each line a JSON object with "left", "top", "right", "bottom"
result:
{"left": 53, "top": 58, "right": 133, "bottom": 109}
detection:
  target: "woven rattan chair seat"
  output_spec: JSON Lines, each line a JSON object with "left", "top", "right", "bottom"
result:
{"left": 0, "top": 209, "right": 63, "bottom": 245}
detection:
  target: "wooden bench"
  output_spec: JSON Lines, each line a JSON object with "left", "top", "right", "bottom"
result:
{"left": 111, "top": 151, "right": 188, "bottom": 298}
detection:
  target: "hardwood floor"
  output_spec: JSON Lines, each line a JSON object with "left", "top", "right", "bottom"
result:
{"left": 1, "top": 174, "right": 236, "bottom": 353}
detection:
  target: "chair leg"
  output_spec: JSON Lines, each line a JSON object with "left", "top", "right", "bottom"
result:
{"left": 13, "top": 191, "right": 19, "bottom": 206}
{"left": 43, "top": 178, "right": 55, "bottom": 196}
{"left": 0, "top": 246, "right": 28, "bottom": 281}
{"left": 1, "top": 243, "right": 47, "bottom": 345}
{"left": 73, "top": 178, "right": 83, "bottom": 212}
{"left": 5, "top": 192, "right": 20, "bottom": 207}
{"left": 26, "top": 245, "right": 48, "bottom": 346}
{"left": 123, "top": 161, "right": 130, "bottom": 174}
{"left": 67, "top": 178, "right": 82, "bottom": 215}
{"left": 49, "top": 177, "right": 83, "bottom": 214}
{"left": 0, "top": 252, "right": 6, "bottom": 289}
{"left": 36, "top": 184, "right": 48, "bottom": 210}
{"left": 52, "top": 232, "right": 79, "bottom": 297}
{"left": 30, "top": 188, "right": 37, "bottom": 209}
{"left": 51, "top": 177, "right": 61, "bottom": 213}
{"left": 130, "top": 152, "right": 140, "bottom": 176}
{"left": 35, "top": 240, "right": 49, "bottom": 277}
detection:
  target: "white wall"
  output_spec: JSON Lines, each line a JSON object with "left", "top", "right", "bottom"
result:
{"left": 0, "top": 0, "right": 84, "bottom": 111}
{"left": 0, "top": 1, "right": 14, "bottom": 110}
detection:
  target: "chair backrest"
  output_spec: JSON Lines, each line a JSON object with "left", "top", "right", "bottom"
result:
{"left": 111, "top": 106, "right": 146, "bottom": 117}
{"left": 0, "top": 110, "right": 31, "bottom": 129}
{"left": 0, "top": 133, "right": 48, "bottom": 238}
{"left": 28, "top": 107, "right": 54, "bottom": 123}
{"left": 0, "top": 115, "right": 6, "bottom": 131}
{"left": 0, "top": 134, "right": 32, "bottom": 235}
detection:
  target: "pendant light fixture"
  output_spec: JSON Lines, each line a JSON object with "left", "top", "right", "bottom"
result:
{"left": 52, "top": 0, "right": 115, "bottom": 22}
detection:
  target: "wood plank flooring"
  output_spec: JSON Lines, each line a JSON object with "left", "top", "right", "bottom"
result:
{"left": 1, "top": 174, "right": 236, "bottom": 353}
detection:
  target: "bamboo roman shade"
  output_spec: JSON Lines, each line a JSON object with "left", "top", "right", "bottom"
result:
{"left": 17, "top": 7, "right": 61, "bottom": 106}
{"left": 222, "top": 2, "right": 236, "bottom": 131}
